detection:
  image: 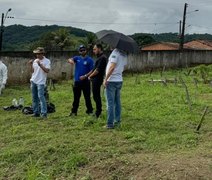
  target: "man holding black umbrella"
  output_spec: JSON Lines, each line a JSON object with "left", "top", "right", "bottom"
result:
{"left": 103, "top": 48, "right": 127, "bottom": 129}
{"left": 96, "top": 29, "right": 138, "bottom": 128}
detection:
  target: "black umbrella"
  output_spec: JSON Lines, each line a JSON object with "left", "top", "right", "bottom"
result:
{"left": 96, "top": 30, "right": 139, "bottom": 53}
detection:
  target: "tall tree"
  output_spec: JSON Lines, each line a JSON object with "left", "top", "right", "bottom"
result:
{"left": 79, "top": 32, "right": 97, "bottom": 54}
{"left": 79, "top": 32, "right": 97, "bottom": 47}
{"left": 30, "top": 28, "right": 73, "bottom": 51}
{"left": 52, "top": 28, "right": 72, "bottom": 51}
{"left": 130, "top": 33, "right": 156, "bottom": 47}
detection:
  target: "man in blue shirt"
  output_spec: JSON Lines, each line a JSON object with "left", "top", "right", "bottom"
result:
{"left": 68, "top": 45, "right": 94, "bottom": 116}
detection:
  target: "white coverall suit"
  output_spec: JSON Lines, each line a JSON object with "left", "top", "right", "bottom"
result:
{"left": 0, "top": 60, "right": 8, "bottom": 95}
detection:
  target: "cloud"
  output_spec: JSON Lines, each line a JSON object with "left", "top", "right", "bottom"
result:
{"left": 0, "top": 0, "right": 212, "bottom": 34}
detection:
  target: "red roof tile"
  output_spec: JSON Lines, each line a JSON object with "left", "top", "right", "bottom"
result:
{"left": 142, "top": 42, "right": 179, "bottom": 50}
{"left": 184, "top": 40, "right": 212, "bottom": 50}
{"left": 142, "top": 40, "right": 212, "bottom": 51}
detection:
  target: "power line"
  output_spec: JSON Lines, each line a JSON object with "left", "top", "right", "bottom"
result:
{"left": 8, "top": 17, "right": 212, "bottom": 34}
{"left": 190, "top": 24, "right": 212, "bottom": 30}
{"left": 13, "top": 17, "right": 178, "bottom": 26}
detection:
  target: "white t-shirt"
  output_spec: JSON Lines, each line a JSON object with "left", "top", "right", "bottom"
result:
{"left": 0, "top": 61, "right": 8, "bottom": 85}
{"left": 106, "top": 49, "right": 127, "bottom": 82}
{"left": 30, "top": 57, "right": 51, "bottom": 85}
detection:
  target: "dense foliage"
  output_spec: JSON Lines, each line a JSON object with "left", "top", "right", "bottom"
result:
{"left": 2, "top": 25, "right": 91, "bottom": 51}
{"left": 131, "top": 32, "right": 212, "bottom": 47}
{"left": 2, "top": 24, "right": 212, "bottom": 50}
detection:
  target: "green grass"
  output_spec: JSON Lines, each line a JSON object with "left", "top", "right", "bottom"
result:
{"left": 0, "top": 69, "right": 211, "bottom": 179}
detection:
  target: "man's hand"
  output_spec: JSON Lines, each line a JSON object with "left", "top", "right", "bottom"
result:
{"left": 28, "top": 59, "right": 33, "bottom": 65}
{"left": 1, "top": 84, "right": 5, "bottom": 89}
{"left": 88, "top": 76, "right": 92, "bottom": 81}
{"left": 67, "top": 58, "right": 74, "bottom": 64}
{"left": 103, "top": 79, "right": 108, "bottom": 87}
{"left": 36, "top": 60, "right": 41, "bottom": 66}
{"left": 79, "top": 75, "right": 86, "bottom": 81}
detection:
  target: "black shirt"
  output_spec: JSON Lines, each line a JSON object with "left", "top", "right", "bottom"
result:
{"left": 92, "top": 53, "right": 107, "bottom": 81}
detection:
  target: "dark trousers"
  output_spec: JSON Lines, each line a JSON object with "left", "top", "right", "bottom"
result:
{"left": 92, "top": 80, "right": 103, "bottom": 117}
{"left": 71, "top": 80, "right": 93, "bottom": 114}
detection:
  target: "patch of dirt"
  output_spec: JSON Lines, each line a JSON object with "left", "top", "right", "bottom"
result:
{"left": 199, "top": 94, "right": 212, "bottom": 105}
{"left": 77, "top": 158, "right": 136, "bottom": 180}
{"left": 77, "top": 150, "right": 212, "bottom": 180}
{"left": 132, "top": 152, "right": 212, "bottom": 180}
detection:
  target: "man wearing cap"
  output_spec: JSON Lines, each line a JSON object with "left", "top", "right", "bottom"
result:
{"left": 0, "top": 59, "right": 8, "bottom": 95}
{"left": 67, "top": 45, "right": 94, "bottom": 116}
{"left": 29, "top": 47, "right": 51, "bottom": 118}
{"left": 88, "top": 44, "right": 107, "bottom": 118}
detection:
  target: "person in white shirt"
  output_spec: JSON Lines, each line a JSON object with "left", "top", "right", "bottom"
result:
{"left": 0, "top": 60, "right": 8, "bottom": 95}
{"left": 103, "top": 48, "right": 127, "bottom": 128}
{"left": 29, "top": 47, "right": 51, "bottom": 118}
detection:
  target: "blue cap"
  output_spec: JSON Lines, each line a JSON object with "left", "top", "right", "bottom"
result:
{"left": 78, "top": 45, "right": 86, "bottom": 51}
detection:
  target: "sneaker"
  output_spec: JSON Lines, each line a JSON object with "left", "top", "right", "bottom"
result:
{"left": 114, "top": 122, "right": 121, "bottom": 128}
{"left": 69, "top": 112, "right": 77, "bottom": 116}
{"left": 40, "top": 114, "right": 47, "bottom": 119}
{"left": 94, "top": 114, "right": 99, "bottom": 119}
{"left": 103, "top": 125, "right": 114, "bottom": 129}
{"left": 95, "top": 113, "right": 101, "bottom": 118}
{"left": 86, "top": 110, "right": 93, "bottom": 115}
{"left": 86, "top": 112, "right": 93, "bottom": 116}
{"left": 31, "top": 114, "right": 40, "bottom": 117}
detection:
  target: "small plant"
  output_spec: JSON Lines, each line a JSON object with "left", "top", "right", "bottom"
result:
{"left": 191, "top": 65, "right": 210, "bottom": 83}
{"left": 26, "top": 156, "right": 47, "bottom": 180}
{"left": 65, "top": 153, "right": 89, "bottom": 171}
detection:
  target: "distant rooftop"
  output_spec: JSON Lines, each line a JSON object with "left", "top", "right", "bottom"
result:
{"left": 141, "top": 40, "right": 212, "bottom": 51}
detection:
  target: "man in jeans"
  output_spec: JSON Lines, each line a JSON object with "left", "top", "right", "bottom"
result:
{"left": 103, "top": 48, "right": 127, "bottom": 128}
{"left": 29, "top": 47, "right": 51, "bottom": 118}
{"left": 67, "top": 45, "right": 94, "bottom": 116}
{"left": 88, "top": 44, "right": 107, "bottom": 118}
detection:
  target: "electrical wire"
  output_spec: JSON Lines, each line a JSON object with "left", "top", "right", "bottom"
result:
{"left": 13, "top": 17, "right": 178, "bottom": 26}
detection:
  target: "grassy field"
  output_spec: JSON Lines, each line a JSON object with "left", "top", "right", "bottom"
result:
{"left": 0, "top": 69, "right": 211, "bottom": 179}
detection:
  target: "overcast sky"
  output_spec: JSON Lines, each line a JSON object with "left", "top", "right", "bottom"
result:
{"left": 1, "top": 0, "right": 212, "bottom": 35}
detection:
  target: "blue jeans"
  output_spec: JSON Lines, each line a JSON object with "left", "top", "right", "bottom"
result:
{"left": 31, "top": 82, "right": 47, "bottom": 116}
{"left": 106, "top": 82, "right": 123, "bottom": 127}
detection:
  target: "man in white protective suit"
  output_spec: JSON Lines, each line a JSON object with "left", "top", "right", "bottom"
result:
{"left": 0, "top": 59, "right": 8, "bottom": 95}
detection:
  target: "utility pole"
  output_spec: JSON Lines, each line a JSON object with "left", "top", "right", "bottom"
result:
{"left": 0, "top": 8, "right": 12, "bottom": 52}
{"left": 0, "top": 13, "right": 4, "bottom": 51}
{"left": 179, "top": 20, "right": 182, "bottom": 37}
{"left": 179, "top": 3, "right": 188, "bottom": 51}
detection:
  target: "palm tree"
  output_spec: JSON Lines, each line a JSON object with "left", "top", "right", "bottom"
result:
{"left": 79, "top": 32, "right": 97, "bottom": 55}
{"left": 52, "top": 28, "right": 72, "bottom": 51}
{"left": 30, "top": 28, "right": 73, "bottom": 51}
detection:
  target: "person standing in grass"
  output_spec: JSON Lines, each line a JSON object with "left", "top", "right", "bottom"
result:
{"left": 88, "top": 44, "right": 107, "bottom": 118}
{"left": 67, "top": 45, "right": 94, "bottom": 116}
{"left": 0, "top": 59, "right": 8, "bottom": 95}
{"left": 103, "top": 48, "right": 127, "bottom": 129}
{"left": 29, "top": 47, "right": 51, "bottom": 119}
